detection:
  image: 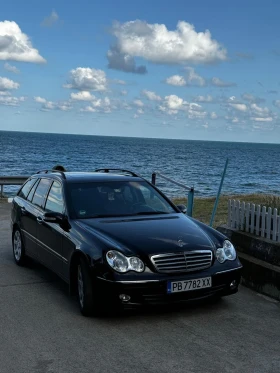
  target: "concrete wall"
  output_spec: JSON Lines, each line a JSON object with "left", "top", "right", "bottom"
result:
{"left": 217, "top": 226, "right": 280, "bottom": 301}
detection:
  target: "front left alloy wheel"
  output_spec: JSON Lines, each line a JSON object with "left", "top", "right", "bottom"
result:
{"left": 12, "top": 229, "right": 27, "bottom": 266}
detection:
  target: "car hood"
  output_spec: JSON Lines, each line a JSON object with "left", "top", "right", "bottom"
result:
{"left": 76, "top": 213, "right": 216, "bottom": 256}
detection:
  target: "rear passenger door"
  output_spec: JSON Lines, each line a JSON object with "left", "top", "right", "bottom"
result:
{"left": 37, "top": 181, "right": 65, "bottom": 276}
{"left": 29, "top": 178, "right": 52, "bottom": 259}
{"left": 15, "top": 178, "right": 38, "bottom": 259}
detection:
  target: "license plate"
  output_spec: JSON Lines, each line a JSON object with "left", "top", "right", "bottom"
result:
{"left": 167, "top": 277, "right": 212, "bottom": 293}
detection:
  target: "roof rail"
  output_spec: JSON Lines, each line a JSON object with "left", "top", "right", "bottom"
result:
{"left": 35, "top": 170, "right": 66, "bottom": 179}
{"left": 95, "top": 168, "right": 140, "bottom": 177}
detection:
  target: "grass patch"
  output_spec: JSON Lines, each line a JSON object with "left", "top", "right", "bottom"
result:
{"left": 172, "top": 194, "right": 280, "bottom": 228}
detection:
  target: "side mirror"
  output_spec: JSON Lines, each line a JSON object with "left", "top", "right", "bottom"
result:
{"left": 177, "top": 204, "right": 187, "bottom": 214}
{"left": 43, "top": 212, "right": 65, "bottom": 223}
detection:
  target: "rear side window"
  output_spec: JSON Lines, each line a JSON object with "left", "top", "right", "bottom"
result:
{"left": 45, "top": 181, "right": 64, "bottom": 214}
{"left": 32, "top": 178, "right": 52, "bottom": 209}
{"left": 18, "top": 179, "right": 37, "bottom": 199}
{"left": 27, "top": 179, "right": 40, "bottom": 202}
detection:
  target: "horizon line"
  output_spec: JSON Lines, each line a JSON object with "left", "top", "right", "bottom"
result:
{"left": 0, "top": 129, "right": 279, "bottom": 146}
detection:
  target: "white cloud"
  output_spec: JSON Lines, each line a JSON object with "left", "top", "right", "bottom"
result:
{"left": 70, "top": 91, "right": 95, "bottom": 101}
{"left": 0, "top": 77, "right": 19, "bottom": 91}
{"left": 122, "top": 101, "right": 131, "bottom": 110}
{"left": 34, "top": 96, "right": 46, "bottom": 103}
{"left": 120, "top": 90, "right": 128, "bottom": 96}
{"left": 41, "top": 10, "right": 59, "bottom": 27}
{"left": 229, "top": 103, "right": 247, "bottom": 112}
{"left": 107, "top": 46, "right": 147, "bottom": 74}
{"left": 4, "top": 62, "right": 20, "bottom": 74}
{"left": 273, "top": 100, "right": 280, "bottom": 108}
{"left": 159, "top": 94, "right": 205, "bottom": 118}
{"left": 184, "top": 67, "right": 206, "bottom": 86}
{"left": 242, "top": 93, "right": 265, "bottom": 104}
{"left": 133, "top": 99, "right": 144, "bottom": 107}
{"left": 250, "top": 117, "right": 273, "bottom": 122}
{"left": 0, "top": 95, "right": 25, "bottom": 106}
{"left": 42, "top": 101, "right": 55, "bottom": 110}
{"left": 251, "top": 103, "right": 270, "bottom": 117}
{"left": 81, "top": 106, "right": 97, "bottom": 113}
{"left": 0, "top": 21, "right": 46, "bottom": 63}
{"left": 81, "top": 96, "right": 114, "bottom": 113}
{"left": 189, "top": 103, "right": 203, "bottom": 111}
{"left": 142, "top": 90, "right": 161, "bottom": 101}
{"left": 165, "top": 75, "right": 186, "bottom": 86}
{"left": 225, "top": 116, "right": 241, "bottom": 124}
{"left": 194, "top": 95, "right": 213, "bottom": 103}
{"left": 211, "top": 77, "right": 236, "bottom": 87}
{"left": 65, "top": 68, "right": 107, "bottom": 92}
{"left": 112, "top": 79, "right": 126, "bottom": 85}
{"left": 232, "top": 117, "right": 239, "bottom": 123}
{"left": 57, "top": 102, "right": 72, "bottom": 111}
{"left": 137, "top": 108, "right": 144, "bottom": 114}
{"left": 163, "top": 95, "right": 185, "bottom": 110}
{"left": 188, "top": 109, "right": 207, "bottom": 119}
{"left": 224, "top": 98, "right": 278, "bottom": 127}
{"left": 34, "top": 96, "right": 72, "bottom": 111}
{"left": 108, "top": 20, "right": 227, "bottom": 68}
{"left": 91, "top": 96, "right": 110, "bottom": 108}
{"left": 165, "top": 67, "right": 205, "bottom": 87}
{"left": 210, "top": 111, "right": 218, "bottom": 119}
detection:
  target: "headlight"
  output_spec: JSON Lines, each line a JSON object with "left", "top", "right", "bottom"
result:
{"left": 106, "top": 250, "right": 145, "bottom": 273}
{"left": 216, "top": 240, "right": 236, "bottom": 263}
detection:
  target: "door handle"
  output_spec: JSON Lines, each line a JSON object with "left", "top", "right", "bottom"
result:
{"left": 21, "top": 207, "right": 26, "bottom": 215}
{"left": 37, "top": 216, "right": 43, "bottom": 224}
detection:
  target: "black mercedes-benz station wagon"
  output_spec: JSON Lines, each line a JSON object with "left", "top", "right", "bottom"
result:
{"left": 11, "top": 169, "right": 242, "bottom": 316}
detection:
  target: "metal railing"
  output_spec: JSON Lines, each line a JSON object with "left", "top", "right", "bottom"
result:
{"left": 151, "top": 172, "right": 194, "bottom": 217}
{"left": 0, "top": 176, "right": 29, "bottom": 198}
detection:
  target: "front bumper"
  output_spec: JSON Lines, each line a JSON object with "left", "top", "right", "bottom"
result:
{"left": 95, "top": 266, "right": 242, "bottom": 308}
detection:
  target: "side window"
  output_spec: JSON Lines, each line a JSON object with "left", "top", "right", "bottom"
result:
{"left": 45, "top": 181, "right": 64, "bottom": 214}
{"left": 27, "top": 179, "right": 40, "bottom": 202}
{"left": 32, "top": 178, "right": 52, "bottom": 209}
{"left": 18, "top": 179, "right": 37, "bottom": 199}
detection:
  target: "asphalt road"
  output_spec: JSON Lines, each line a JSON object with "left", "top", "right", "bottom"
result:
{"left": 1, "top": 202, "right": 280, "bottom": 373}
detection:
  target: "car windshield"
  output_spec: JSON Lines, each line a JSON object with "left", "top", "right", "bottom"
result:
{"left": 69, "top": 180, "right": 176, "bottom": 219}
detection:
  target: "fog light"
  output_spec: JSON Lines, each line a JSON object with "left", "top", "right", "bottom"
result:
{"left": 119, "top": 294, "right": 131, "bottom": 302}
{"left": 230, "top": 280, "right": 237, "bottom": 289}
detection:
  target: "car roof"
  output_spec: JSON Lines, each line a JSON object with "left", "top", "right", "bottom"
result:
{"left": 32, "top": 171, "right": 143, "bottom": 183}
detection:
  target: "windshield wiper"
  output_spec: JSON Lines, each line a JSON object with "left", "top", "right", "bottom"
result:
{"left": 79, "top": 211, "right": 171, "bottom": 219}
{"left": 80, "top": 213, "right": 132, "bottom": 219}
{"left": 134, "top": 211, "right": 171, "bottom": 215}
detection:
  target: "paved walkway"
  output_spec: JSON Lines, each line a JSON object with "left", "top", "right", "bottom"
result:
{"left": 1, "top": 202, "right": 280, "bottom": 373}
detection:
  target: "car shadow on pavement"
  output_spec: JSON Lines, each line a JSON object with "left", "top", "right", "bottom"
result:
{"left": 23, "top": 258, "right": 233, "bottom": 321}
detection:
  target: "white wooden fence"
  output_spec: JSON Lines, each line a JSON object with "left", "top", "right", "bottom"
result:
{"left": 228, "top": 200, "right": 280, "bottom": 243}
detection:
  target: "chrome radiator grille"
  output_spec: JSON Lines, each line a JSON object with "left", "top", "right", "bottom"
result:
{"left": 150, "top": 250, "right": 213, "bottom": 273}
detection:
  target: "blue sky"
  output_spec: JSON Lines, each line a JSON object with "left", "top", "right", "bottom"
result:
{"left": 1, "top": 0, "right": 280, "bottom": 142}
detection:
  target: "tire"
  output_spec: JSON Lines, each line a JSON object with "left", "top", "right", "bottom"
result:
{"left": 12, "top": 228, "right": 27, "bottom": 266}
{"left": 77, "top": 257, "right": 102, "bottom": 317}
